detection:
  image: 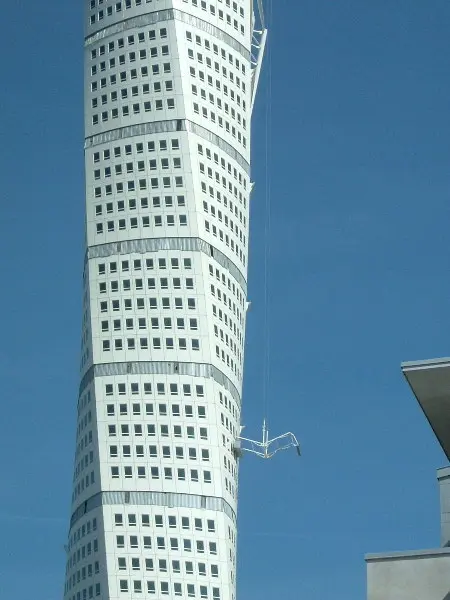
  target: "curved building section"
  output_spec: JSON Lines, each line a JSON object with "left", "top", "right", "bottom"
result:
{"left": 63, "top": 0, "right": 258, "bottom": 599}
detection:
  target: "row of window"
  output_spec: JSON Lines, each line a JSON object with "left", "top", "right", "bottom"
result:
{"left": 94, "top": 197, "right": 186, "bottom": 217}
{"left": 193, "top": 84, "right": 245, "bottom": 125}
{"left": 213, "top": 307, "right": 243, "bottom": 347}
{"left": 185, "top": 30, "right": 246, "bottom": 74}
{"left": 197, "top": 142, "right": 247, "bottom": 190}
{"left": 205, "top": 214, "right": 246, "bottom": 252}
{"left": 203, "top": 201, "right": 246, "bottom": 241}
{"left": 223, "top": 453, "right": 237, "bottom": 478}
{"left": 101, "top": 336, "right": 200, "bottom": 352}
{"left": 216, "top": 295, "right": 245, "bottom": 324}
{"left": 103, "top": 380, "right": 203, "bottom": 396}
{"left": 108, "top": 443, "right": 211, "bottom": 461}
{"left": 107, "top": 418, "right": 208, "bottom": 440}
{"left": 90, "top": 29, "right": 168, "bottom": 56}
{"left": 189, "top": 66, "right": 247, "bottom": 131}
{"left": 97, "top": 256, "right": 192, "bottom": 274}
{"left": 116, "top": 579, "right": 221, "bottom": 598}
{"left": 68, "top": 536, "right": 99, "bottom": 561}
{"left": 219, "top": 316, "right": 242, "bottom": 350}
{"left": 115, "top": 557, "right": 219, "bottom": 578}
{"left": 107, "top": 400, "right": 208, "bottom": 418}
{"left": 193, "top": 101, "right": 246, "bottom": 148}
{"left": 99, "top": 277, "right": 195, "bottom": 292}
{"left": 201, "top": 178, "right": 247, "bottom": 218}
{"left": 98, "top": 296, "right": 197, "bottom": 310}
{"left": 190, "top": 65, "right": 248, "bottom": 125}
{"left": 115, "top": 533, "right": 218, "bottom": 553}
{"left": 74, "top": 450, "right": 94, "bottom": 480}
{"left": 65, "top": 582, "right": 100, "bottom": 600}
{"left": 214, "top": 325, "right": 242, "bottom": 358}
{"left": 93, "top": 317, "right": 241, "bottom": 380}
{"left": 209, "top": 274, "right": 245, "bottom": 310}
{"left": 78, "top": 398, "right": 236, "bottom": 437}
{"left": 183, "top": 0, "right": 246, "bottom": 34}
{"left": 89, "top": 0, "right": 169, "bottom": 20}
{"left": 91, "top": 62, "right": 171, "bottom": 92}
{"left": 219, "top": 390, "right": 239, "bottom": 420}
{"left": 113, "top": 513, "right": 216, "bottom": 531}
{"left": 105, "top": 402, "right": 207, "bottom": 419}
{"left": 74, "top": 438, "right": 93, "bottom": 474}
{"left": 206, "top": 218, "right": 246, "bottom": 266}
{"left": 74, "top": 427, "right": 214, "bottom": 485}
{"left": 109, "top": 465, "right": 212, "bottom": 482}
{"left": 201, "top": 173, "right": 246, "bottom": 211}
{"left": 94, "top": 174, "right": 184, "bottom": 196}
{"left": 192, "top": 83, "right": 246, "bottom": 130}
{"left": 93, "top": 255, "right": 245, "bottom": 310}
{"left": 189, "top": 62, "right": 246, "bottom": 94}
{"left": 88, "top": 316, "right": 242, "bottom": 381}
{"left": 77, "top": 409, "right": 92, "bottom": 437}
{"left": 214, "top": 310, "right": 242, "bottom": 343}
{"left": 91, "top": 45, "right": 169, "bottom": 74}
{"left": 67, "top": 577, "right": 220, "bottom": 600}
{"left": 68, "top": 518, "right": 98, "bottom": 551}
{"left": 93, "top": 138, "right": 180, "bottom": 161}
{"left": 208, "top": 263, "right": 244, "bottom": 305}
{"left": 95, "top": 214, "right": 188, "bottom": 233}
{"left": 99, "top": 316, "right": 199, "bottom": 331}
{"left": 94, "top": 156, "right": 182, "bottom": 177}
{"left": 73, "top": 470, "right": 96, "bottom": 499}
{"left": 199, "top": 158, "right": 246, "bottom": 191}
{"left": 75, "top": 428, "right": 93, "bottom": 457}
{"left": 92, "top": 98, "right": 175, "bottom": 124}
{"left": 89, "top": 0, "right": 245, "bottom": 39}
{"left": 91, "top": 138, "right": 247, "bottom": 207}
{"left": 90, "top": 0, "right": 245, "bottom": 25}
{"left": 93, "top": 205, "right": 248, "bottom": 247}
{"left": 215, "top": 344, "right": 240, "bottom": 379}
{"left": 105, "top": 406, "right": 237, "bottom": 439}
{"left": 74, "top": 414, "right": 90, "bottom": 450}
{"left": 187, "top": 48, "right": 246, "bottom": 92}
{"left": 73, "top": 449, "right": 235, "bottom": 502}
{"left": 106, "top": 422, "right": 208, "bottom": 438}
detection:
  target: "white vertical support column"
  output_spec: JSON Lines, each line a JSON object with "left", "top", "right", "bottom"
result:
{"left": 250, "top": 28, "right": 268, "bottom": 113}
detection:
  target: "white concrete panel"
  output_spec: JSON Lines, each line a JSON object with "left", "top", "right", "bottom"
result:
{"left": 367, "top": 552, "right": 450, "bottom": 600}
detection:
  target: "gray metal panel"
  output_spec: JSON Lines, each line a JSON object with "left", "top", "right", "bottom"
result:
{"left": 85, "top": 118, "right": 250, "bottom": 173}
{"left": 70, "top": 490, "right": 236, "bottom": 530}
{"left": 79, "top": 360, "right": 241, "bottom": 405}
{"left": 402, "top": 359, "right": 450, "bottom": 461}
{"left": 86, "top": 236, "right": 248, "bottom": 292}
{"left": 84, "top": 8, "right": 251, "bottom": 61}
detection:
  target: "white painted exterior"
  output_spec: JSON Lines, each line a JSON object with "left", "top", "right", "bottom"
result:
{"left": 367, "top": 550, "right": 450, "bottom": 600}
{"left": 64, "top": 1, "right": 260, "bottom": 599}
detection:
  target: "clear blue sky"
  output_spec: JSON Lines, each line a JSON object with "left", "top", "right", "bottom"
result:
{"left": 0, "top": 0, "right": 449, "bottom": 598}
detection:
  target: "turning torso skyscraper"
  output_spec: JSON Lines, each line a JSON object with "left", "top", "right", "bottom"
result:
{"left": 64, "top": 0, "right": 264, "bottom": 599}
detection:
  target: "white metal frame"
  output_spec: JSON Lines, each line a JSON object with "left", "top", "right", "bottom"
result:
{"left": 250, "top": 28, "right": 267, "bottom": 113}
{"left": 235, "top": 420, "right": 301, "bottom": 459}
{"left": 250, "top": 0, "right": 268, "bottom": 113}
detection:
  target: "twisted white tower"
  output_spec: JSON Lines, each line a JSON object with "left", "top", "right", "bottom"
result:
{"left": 63, "top": 1, "right": 266, "bottom": 599}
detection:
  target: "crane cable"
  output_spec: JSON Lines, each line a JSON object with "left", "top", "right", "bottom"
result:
{"left": 262, "top": 0, "right": 273, "bottom": 430}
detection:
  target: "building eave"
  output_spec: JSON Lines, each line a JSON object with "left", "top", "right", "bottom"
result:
{"left": 401, "top": 357, "right": 450, "bottom": 462}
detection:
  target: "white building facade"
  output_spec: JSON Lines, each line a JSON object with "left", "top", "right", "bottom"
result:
{"left": 63, "top": 1, "right": 263, "bottom": 599}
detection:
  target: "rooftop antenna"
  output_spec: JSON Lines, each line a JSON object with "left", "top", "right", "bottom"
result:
{"left": 240, "top": 0, "right": 301, "bottom": 462}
